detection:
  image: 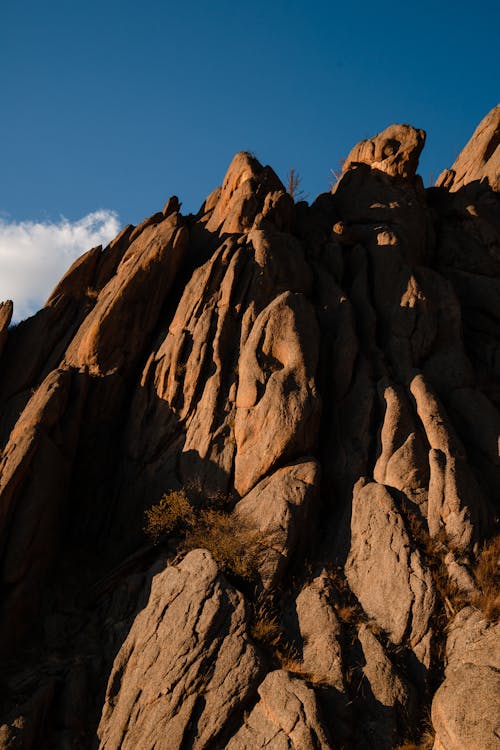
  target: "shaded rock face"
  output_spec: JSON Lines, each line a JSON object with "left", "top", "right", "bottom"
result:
{"left": 98, "top": 550, "right": 263, "bottom": 750}
{"left": 431, "top": 608, "right": 500, "bottom": 750}
{"left": 0, "top": 105, "right": 499, "bottom": 749}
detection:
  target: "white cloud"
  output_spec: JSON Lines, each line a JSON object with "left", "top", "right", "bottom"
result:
{"left": 0, "top": 210, "right": 120, "bottom": 321}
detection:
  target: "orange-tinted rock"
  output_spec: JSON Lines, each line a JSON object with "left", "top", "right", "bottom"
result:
{"left": 64, "top": 214, "right": 188, "bottom": 376}
{"left": 342, "top": 123, "right": 426, "bottom": 180}
{"left": 436, "top": 103, "right": 500, "bottom": 192}
{"left": 0, "top": 112, "right": 498, "bottom": 750}
{"left": 234, "top": 291, "right": 320, "bottom": 495}
{"left": 205, "top": 151, "right": 284, "bottom": 234}
{"left": 0, "top": 301, "right": 13, "bottom": 358}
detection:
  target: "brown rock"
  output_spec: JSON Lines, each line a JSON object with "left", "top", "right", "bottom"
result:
{"left": 0, "top": 369, "right": 85, "bottom": 650}
{"left": 0, "top": 301, "right": 13, "bottom": 358}
{"left": 436, "top": 104, "right": 500, "bottom": 192}
{"left": 162, "top": 195, "right": 181, "bottom": 217}
{"left": 0, "top": 112, "right": 499, "bottom": 750}
{"left": 356, "top": 624, "right": 417, "bottom": 749}
{"left": 122, "top": 223, "right": 314, "bottom": 509}
{"left": 341, "top": 123, "right": 426, "bottom": 180}
{"left": 205, "top": 152, "right": 284, "bottom": 235}
{"left": 98, "top": 549, "right": 263, "bottom": 750}
{"left": 431, "top": 607, "right": 500, "bottom": 750}
{"left": 295, "top": 574, "right": 344, "bottom": 690}
{"left": 65, "top": 215, "right": 188, "bottom": 376}
{"left": 234, "top": 291, "right": 320, "bottom": 495}
{"left": 345, "top": 481, "right": 436, "bottom": 652}
{"left": 410, "top": 373, "right": 486, "bottom": 549}
{"left": 226, "top": 670, "right": 332, "bottom": 750}
{"left": 45, "top": 245, "right": 102, "bottom": 307}
{"left": 234, "top": 460, "right": 320, "bottom": 588}
{"left": 373, "top": 380, "right": 429, "bottom": 509}
{"left": 128, "top": 211, "right": 165, "bottom": 243}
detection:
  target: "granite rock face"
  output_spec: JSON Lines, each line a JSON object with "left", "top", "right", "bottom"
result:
{"left": 1, "top": 108, "right": 499, "bottom": 749}
{"left": 431, "top": 607, "right": 500, "bottom": 750}
{"left": 98, "top": 550, "right": 263, "bottom": 750}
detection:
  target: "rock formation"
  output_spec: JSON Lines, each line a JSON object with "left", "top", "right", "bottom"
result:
{"left": 0, "top": 105, "right": 499, "bottom": 749}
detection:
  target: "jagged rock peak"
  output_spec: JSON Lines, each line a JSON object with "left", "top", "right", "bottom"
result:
{"left": 341, "top": 122, "right": 426, "bottom": 179}
{"left": 437, "top": 102, "right": 500, "bottom": 191}
{"left": 204, "top": 150, "right": 285, "bottom": 234}
{"left": 0, "top": 107, "right": 499, "bottom": 750}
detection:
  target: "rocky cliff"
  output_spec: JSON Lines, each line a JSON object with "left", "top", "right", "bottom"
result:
{"left": 0, "top": 105, "right": 499, "bottom": 750}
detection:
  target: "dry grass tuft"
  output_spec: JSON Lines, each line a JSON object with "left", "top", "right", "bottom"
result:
{"left": 249, "top": 600, "right": 303, "bottom": 672}
{"left": 249, "top": 604, "right": 282, "bottom": 650}
{"left": 144, "top": 487, "right": 262, "bottom": 581}
{"left": 144, "top": 489, "right": 195, "bottom": 542}
{"left": 185, "top": 510, "right": 261, "bottom": 581}
{"left": 278, "top": 656, "right": 331, "bottom": 686}
{"left": 471, "top": 534, "right": 500, "bottom": 622}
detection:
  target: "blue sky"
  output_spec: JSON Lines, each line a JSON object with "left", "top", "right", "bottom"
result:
{"left": 0, "top": 0, "right": 498, "bottom": 318}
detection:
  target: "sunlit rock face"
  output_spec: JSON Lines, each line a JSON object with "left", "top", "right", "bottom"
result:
{"left": 0, "top": 106, "right": 499, "bottom": 750}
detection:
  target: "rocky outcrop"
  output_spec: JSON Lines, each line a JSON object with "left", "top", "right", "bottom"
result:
{"left": 436, "top": 104, "right": 500, "bottom": 191}
{"left": 295, "top": 574, "right": 344, "bottom": 690}
{"left": 98, "top": 550, "right": 263, "bottom": 750}
{"left": 342, "top": 123, "right": 426, "bottom": 180}
{"left": 226, "top": 670, "right": 332, "bottom": 750}
{"left": 234, "top": 460, "right": 320, "bottom": 588}
{"left": 432, "top": 607, "right": 500, "bottom": 750}
{"left": 1, "top": 105, "right": 499, "bottom": 749}
{"left": 356, "top": 625, "right": 417, "bottom": 750}
{"left": 345, "top": 481, "right": 436, "bottom": 659}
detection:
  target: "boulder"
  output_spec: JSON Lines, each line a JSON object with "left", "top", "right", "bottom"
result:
{"left": 356, "top": 624, "right": 417, "bottom": 749}
{"left": 234, "top": 291, "right": 321, "bottom": 495}
{"left": 234, "top": 460, "right": 320, "bottom": 588}
{"left": 226, "top": 670, "right": 332, "bottom": 750}
{"left": 295, "top": 574, "right": 344, "bottom": 690}
{"left": 205, "top": 152, "right": 284, "bottom": 235}
{"left": 342, "top": 123, "right": 426, "bottom": 180}
{"left": 98, "top": 550, "right": 263, "bottom": 750}
{"left": 431, "top": 607, "right": 500, "bottom": 750}
{"left": 345, "top": 481, "right": 435, "bottom": 655}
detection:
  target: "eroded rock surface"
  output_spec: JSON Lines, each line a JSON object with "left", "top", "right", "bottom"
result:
{"left": 227, "top": 670, "right": 332, "bottom": 750}
{"left": 432, "top": 607, "right": 500, "bottom": 750}
{"left": 98, "top": 550, "right": 263, "bottom": 750}
{"left": 0, "top": 107, "right": 499, "bottom": 750}
{"left": 345, "top": 481, "right": 436, "bottom": 654}
{"left": 436, "top": 104, "right": 500, "bottom": 191}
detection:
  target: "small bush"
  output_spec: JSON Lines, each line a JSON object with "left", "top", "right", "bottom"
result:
{"left": 144, "top": 487, "right": 262, "bottom": 581}
{"left": 144, "top": 489, "right": 196, "bottom": 543}
{"left": 185, "top": 510, "right": 261, "bottom": 581}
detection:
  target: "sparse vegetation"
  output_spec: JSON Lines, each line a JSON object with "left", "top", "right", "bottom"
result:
{"left": 286, "top": 168, "right": 306, "bottom": 201}
{"left": 250, "top": 606, "right": 300, "bottom": 670}
{"left": 144, "top": 487, "right": 262, "bottom": 581}
{"left": 249, "top": 602, "right": 282, "bottom": 651}
{"left": 471, "top": 534, "right": 500, "bottom": 622}
{"left": 144, "top": 489, "right": 196, "bottom": 542}
{"left": 185, "top": 509, "right": 261, "bottom": 580}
